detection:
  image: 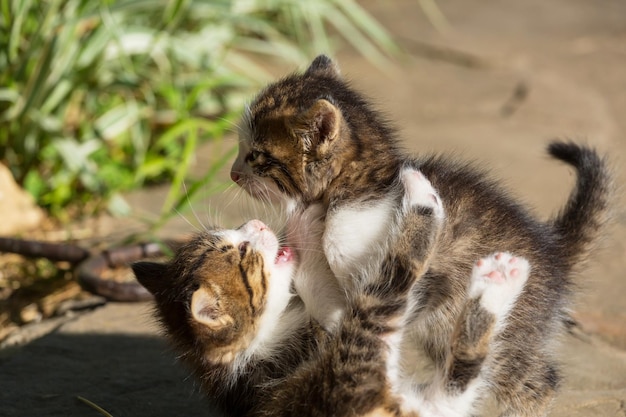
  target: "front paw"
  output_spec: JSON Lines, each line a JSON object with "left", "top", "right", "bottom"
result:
{"left": 400, "top": 168, "right": 444, "bottom": 219}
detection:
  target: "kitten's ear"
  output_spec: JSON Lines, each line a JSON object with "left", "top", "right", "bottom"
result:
{"left": 132, "top": 261, "right": 168, "bottom": 295}
{"left": 191, "top": 287, "right": 234, "bottom": 330}
{"left": 305, "top": 55, "right": 341, "bottom": 78}
{"left": 296, "top": 99, "right": 341, "bottom": 151}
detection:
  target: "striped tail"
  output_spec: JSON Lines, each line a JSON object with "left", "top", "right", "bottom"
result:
{"left": 548, "top": 140, "right": 613, "bottom": 272}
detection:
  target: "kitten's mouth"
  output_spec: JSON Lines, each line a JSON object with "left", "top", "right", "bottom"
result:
{"left": 275, "top": 247, "right": 294, "bottom": 264}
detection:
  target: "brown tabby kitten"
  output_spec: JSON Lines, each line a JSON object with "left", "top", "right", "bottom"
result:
{"left": 133, "top": 219, "right": 302, "bottom": 416}
{"left": 133, "top": 170, "right": 530, "bottom": 416}
{"left": 230, "top": 55, "right": 612, "bottom": 416}
{"left": 132, "top": 169, "right": 436, "bottom": 416}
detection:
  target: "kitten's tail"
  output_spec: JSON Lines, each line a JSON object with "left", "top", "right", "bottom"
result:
{"left": 548, "top": 140, "right": 613, "bottom": 272}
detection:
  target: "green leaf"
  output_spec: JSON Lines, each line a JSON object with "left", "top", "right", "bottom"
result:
{"left": 40, "top": 79, "right": 73, "bottom": 114}
{"left": 23, "top": 170, "right": 45, "bottom": 199}
{"left": 107, "top": 192, "right": 131, "bottom": 217}
{"left": 1, "top": 0, "right": 401, "bottom": 224}
{"left": 53, "top": 138, "right": 101, "bottom": 173}
{"left": 94, "top": 101, "right": 144, "bottom": 141}
{"left": 0, "top": 88, "right": 19, "bottom": 105}
{"left": 160, "top": 121, "right": 198, "bottom": 215}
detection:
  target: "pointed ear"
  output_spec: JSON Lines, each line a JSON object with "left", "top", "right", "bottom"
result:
{"left": 132, "top": 261, "right": 168, "bottom": 295}
{"left": 191, "top": 287, "right": 234, "bottom": 330}
{"left": 305, "top": 55, "right": 341, "bottom": 78}
{"left": 293, "top": 99, "right": 342, "bottom": 151}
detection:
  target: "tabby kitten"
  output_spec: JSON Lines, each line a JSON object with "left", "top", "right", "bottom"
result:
{"left": 132, "top": 167, "right": 435, "bottom": 416}
{"left": 133, "top": 169, "right": 530, "bottom": 416}
{"left": 133, "top": 219, "right": 303, "bottom": 415}
{"left": 230, "top": 55, "right": 612, "bottom": 416}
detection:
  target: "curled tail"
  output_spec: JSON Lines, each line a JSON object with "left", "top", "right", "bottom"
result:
{"left": 548, "top": 140, "right": 613, "bottom": 271}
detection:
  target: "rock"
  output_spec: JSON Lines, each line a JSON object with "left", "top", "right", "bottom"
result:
{"left": 0, "top": 164, "right": 44, "bottom": 235}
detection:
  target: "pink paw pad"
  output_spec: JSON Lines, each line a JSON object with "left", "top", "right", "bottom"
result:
{"left": 470, "top": 252, "right": 530, "bottom": 316}
{"left": 486, "top": 270, "right": 504, "bottom": 282}
{"left": 478, "top": 253, "right": 524, "bottom": 281}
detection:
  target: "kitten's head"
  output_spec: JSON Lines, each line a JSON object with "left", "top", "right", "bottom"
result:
{"left": 133, "top": 220, "right": 295, "bottom": 365}
{"left": 231, "top": 55, "right": 399, "bottom": 206}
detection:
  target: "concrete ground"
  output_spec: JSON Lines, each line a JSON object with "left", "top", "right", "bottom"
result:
{"left": 2, "top": 0, "right": 625, "bottom": 415}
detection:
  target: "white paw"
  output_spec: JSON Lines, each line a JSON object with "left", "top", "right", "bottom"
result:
{"left": 403, "top": 395, "right": 464, "bottom": 417}
{"left": 469, "top": 252, "right": 529, "bottom": 317}
{"left": 400, "top": 168, "right": 444, "bottom": 219}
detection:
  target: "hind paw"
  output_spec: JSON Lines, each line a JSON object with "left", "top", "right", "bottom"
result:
{"left": 469, "top": 252, "right": 529, "bottom": 317}
{"left": 400, "top": 168, "right": 444, "bottom": 219}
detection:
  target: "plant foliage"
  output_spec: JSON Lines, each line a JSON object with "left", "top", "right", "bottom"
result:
{"left": 0, "top": 0, "right": 397, "bottom": 223}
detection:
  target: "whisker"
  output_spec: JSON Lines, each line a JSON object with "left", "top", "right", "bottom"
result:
{"left": 173, "top": 207, "right": 203, "bottom": 233}
{"left": 182, "top": 180, "right": 207, "bottom": 232}
{"left": 219, "top": 115, "right": 243, "bottom": 133}
{"left": 201, "top": 200, "right": 217, "bottom": 231}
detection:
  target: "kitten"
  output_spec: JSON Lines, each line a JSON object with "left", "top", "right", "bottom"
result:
{"left": 133, "top": 169, "right": 530, "bottom": 416}
{"left": 132, "top": 168, "right": 438, "bottom": 416}
{"left": 230, "top": 55, "right": 612, "bottom": 416}
{"left": 133, "top": 219, "right": 303, "bottom": 416}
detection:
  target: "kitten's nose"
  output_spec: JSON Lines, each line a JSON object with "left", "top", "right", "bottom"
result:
{"left": 230, "top": 170, "right": 240, "bottom": 183}
{"left": 245, "top": 219, "right": 267, "bottom": 232}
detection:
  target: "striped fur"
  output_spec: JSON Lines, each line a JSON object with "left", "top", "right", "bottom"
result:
{"left": 134, "top": 171, "right": 536, "bottom": 416}
{"left": 133, "top": 220, "right": 306, "bottom": 415}
{"left": 231, "top": 55, "right": 613, "bottom": 416}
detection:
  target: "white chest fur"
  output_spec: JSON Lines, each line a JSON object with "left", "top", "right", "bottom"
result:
{"left": 323, "top": 197, "right": 396, "bottom": 289}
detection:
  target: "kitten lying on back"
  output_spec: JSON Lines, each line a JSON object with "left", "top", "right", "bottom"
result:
{"left": 134, "top": 168, "right": 533, "bottom": 416}
{"left": 230, "top": 55, "right": 613, "bottom": 416}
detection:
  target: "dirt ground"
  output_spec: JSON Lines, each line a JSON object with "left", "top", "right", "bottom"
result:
{"left": 1, "top": 0, "right": 625, "bottom": 415}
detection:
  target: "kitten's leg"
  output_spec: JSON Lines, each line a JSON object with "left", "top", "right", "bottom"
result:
{"left": 450, "top": 253, "right": 558, "bottom": 417}
{"left": 413, "top": 252, "right": 529, "bottom": 417}
{"left": 494, "top": 359, "right": 559, "bottom": 417}
{"left": 331, "top": 168, "right": 444, "bottom": 416}
{"left": 385, "top": 167, "right": 445, "bottom": 287}
{"left": 492, "top": 324, "right": 560, "bottom": 416}
{"left": 400, "top": 168, "right": 444, "bottom": 221}
{"left": 361, "top": 167, "right": 444, "bottom": 320}
{"left": 478, "top": 259, "right": 559, "bottom": 417}
{"left": 382, "top": 168, "right": 445, "bottom": 401}
{"left": 287, "top": 204, "right": 345, "bottom": 330}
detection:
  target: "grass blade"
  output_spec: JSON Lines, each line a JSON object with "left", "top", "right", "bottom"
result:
{"left": 76, "top": 396, "right": 114, "bottom": 417}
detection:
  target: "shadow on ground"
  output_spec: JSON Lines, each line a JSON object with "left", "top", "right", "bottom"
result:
{"left": 0, "top": 331, "right": 217, "bottom": 417}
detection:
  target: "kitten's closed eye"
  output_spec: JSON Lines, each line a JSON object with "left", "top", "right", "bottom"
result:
{"left": 246, "top": 150, "right": 262, "bottom": 163}
{"left": 238, "top": 241, "right": 250, "bottom": 257}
